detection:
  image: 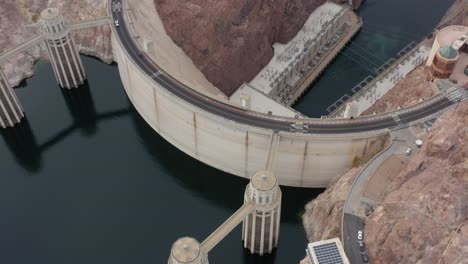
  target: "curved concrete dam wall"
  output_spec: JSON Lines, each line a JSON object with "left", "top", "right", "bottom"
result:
{"left": 111, "top": 31, "right": 390, "bottom": 187}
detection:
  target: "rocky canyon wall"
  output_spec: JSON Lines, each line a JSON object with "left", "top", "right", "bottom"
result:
{"left": 153, "top": 0, "right": 360, "bottom": 96}
{"left": 0, "top": 0, "right": 112, "bottom": 87}
{"left": 301, "top": 100, "right": 467, "bottom": 263}
{"left": 365, "top": 101, "right": 467, "bottom": 264}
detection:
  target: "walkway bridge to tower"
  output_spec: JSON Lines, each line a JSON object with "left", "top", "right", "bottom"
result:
{"left": 0, "top": 8, "right": 111, "bottom": 128}
{"left": 169, "top": 133, "right": 282, "bottom": 264}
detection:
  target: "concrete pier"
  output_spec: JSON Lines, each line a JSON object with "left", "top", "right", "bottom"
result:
{"left": 242, "top": 170, "right": 282, "bottom": 255}
{"left": 168, "top": 237, "right": 208, "bottom": 264}
{"left": 168, "top": 170, "right": 281, "bottom": 262}
{"left": 0, "top": 67, "right": 24, "bottom": 128}
{"left": 41, "top": 8, "right": 86, "bottom": 89}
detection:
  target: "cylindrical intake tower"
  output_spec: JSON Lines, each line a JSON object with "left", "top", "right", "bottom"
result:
{"left": 168, "top": 237, "right": 208, "bottom": 264}
{"left": 242, "top": 170, "right": 282, "bottom": 255}
{"left": 41, "top": 8, "right": 86, "bottom": 89}
{"left": 0, "top": 67, "right": 24, "bottom": 128}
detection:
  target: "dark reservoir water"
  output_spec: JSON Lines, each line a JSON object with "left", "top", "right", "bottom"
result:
{"left": 0, "top": 57, "right": 322, "bottom": 264}
{"left": 0, "top": 0, "right": 453, "bottom": 263}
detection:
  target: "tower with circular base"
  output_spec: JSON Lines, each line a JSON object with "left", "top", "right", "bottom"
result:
{"left": 168, "top": 237, "right": 208, "bottom": 264}
{"left": 40, "top": 8, "right": 86, "bottom": 89}
{"left": 0, "top": 67, "right": 24, "bottom": 128}
{"left": 242, "top": 170, "right": 282, "bottom": 255}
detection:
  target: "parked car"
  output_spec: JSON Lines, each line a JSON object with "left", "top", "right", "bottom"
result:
{"left": 361, "top": 252, "right": 369, "bottom": 263}
{"left": 359, "top": 241, "right": 366, "bottom": 252}
{"left": 290, "top": 122, "right": 308, "bottom": 133}
{"left": 405, "top": 147, "right": 412, "bottom": 156}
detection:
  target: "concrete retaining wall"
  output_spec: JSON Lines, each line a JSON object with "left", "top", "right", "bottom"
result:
{"left": 112, "top": 32, "right": 390, "bottom": 188}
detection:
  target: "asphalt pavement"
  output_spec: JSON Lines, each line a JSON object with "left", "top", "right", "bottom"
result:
{"left": 343, "top": 213, "right": 367, "bottom": 264}
{"left": 110, "top": 0, "right": 460, "bottom": 135}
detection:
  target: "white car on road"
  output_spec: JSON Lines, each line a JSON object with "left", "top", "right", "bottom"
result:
{"left": 405, "top": 147, "right": 412, "bottom": 156}
{"left": 357, "top": 230, "right": 363, "bottom": 241}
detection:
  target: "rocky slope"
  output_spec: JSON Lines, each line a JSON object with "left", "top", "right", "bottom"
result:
{"left": 301, "top": 101, "right": 468, "bottom": 263}
{"left": 0, "top": 0, "right": 112, "bottom": 87}
{"left": 300, "top": 167, "right": 363, "bottom": 264}
{"left": 365, "top": 101, "right": 467, "bottom": 264}
{"left": 302, "top": 167, "right": 362, "bottom": 244}
{"left": 437, "top": 0, "right": 468, "bottom": 28}
{"left": 361, "top": 65, "right": 436, "bottom": 115}
{"left": 154, "top": 0, "right": 360, "bottom": 96}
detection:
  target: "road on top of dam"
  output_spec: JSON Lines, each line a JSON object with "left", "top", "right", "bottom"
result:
{"left": 111, "top": 0, "right": 456, "bottom": 134}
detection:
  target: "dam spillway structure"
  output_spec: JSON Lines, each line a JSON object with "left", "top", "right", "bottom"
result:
{"left": 242, "top": 170, "right": 281, "bottom": 255}
{"left": 40, "top": 8, "right": 86, "bottom": 89}
{"left": 0, "top": 67, "right": 24, "bottom": 128}
{"left": 168, "top": 170, "right": 282, "bottom": 263}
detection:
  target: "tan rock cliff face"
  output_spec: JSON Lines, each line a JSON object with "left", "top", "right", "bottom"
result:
{"left": 0, "top": 0, "right": 112, "bottom": 87}
{"left": 436, "top": 0, "right": 468, "bottom": 28}
{"left": 300, "top": 101, "right": 468, "bottom": 264}
{"left": 300, "top": 167, "right": 361, "bottom": 264}
{"left": 302, "top": 167, "right": 361, "bottom": 243}
{"left": 153, "top": 0, "right": 358, "bottom": 96}
{"left": 365, "top": 102, "right": 467, "bottom": 264}
{"left": 361, "top": 66, "right": 436, "bottom": 115}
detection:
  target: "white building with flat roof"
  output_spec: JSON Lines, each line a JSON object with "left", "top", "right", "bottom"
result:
{"left": 229, "top": 83, "right": 302, "bottom": 117}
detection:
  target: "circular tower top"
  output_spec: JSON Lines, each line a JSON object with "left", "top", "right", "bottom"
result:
{"left": 170, "top": 237, "right": 201, "bottom": 263}
{"left": 251, "top": 170, "right": 277, "bottom": 191}
{"left": 40, "top": 8, "right": 60, "bottom": 20}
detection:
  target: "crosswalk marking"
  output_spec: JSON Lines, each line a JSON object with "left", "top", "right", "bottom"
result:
{"left": 445, "top": 88, "right": 467, "bottom": 102}
{"left": 390, "top": 123, "right": 410, "bottom": 131}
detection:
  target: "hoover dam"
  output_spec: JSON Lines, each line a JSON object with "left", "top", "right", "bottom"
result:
{"left": 108, "top": 0, "right": 460, "bottom": 187}
{"left": 0, "top": 0, "right": 464, "bottom": 263}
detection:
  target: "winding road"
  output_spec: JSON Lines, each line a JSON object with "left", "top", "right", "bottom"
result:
{"left": 111, "top": 0, "right": 461, "bottom": 135}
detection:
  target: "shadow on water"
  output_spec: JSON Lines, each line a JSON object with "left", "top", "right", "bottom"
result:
{"left": 60, "top": 81, "right": 98, "bottom": 136}
{"left": 243, "top": 248, "right": 277, "bottom": 264}
{"left": 2, "top": 80, "right": 133, "bottom": 172}
{"left": 130, "top": 107, "right": 324, "bottom": 224}
{"left": 0, "top": 118, "right": 41, "bottom": 172}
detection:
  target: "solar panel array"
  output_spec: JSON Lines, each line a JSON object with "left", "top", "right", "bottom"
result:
{"left": 313, "top": 242, "right": 344, "bottom": 264}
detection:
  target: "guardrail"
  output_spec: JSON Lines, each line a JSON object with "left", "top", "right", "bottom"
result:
{"left": 68, "top": 17, "right": 111, "bottom": 31}
{"left": 0, "top": 35, "right": 44, "bottom": 63}
{"left": 112, "top": 0, "right": 460, "bottom": 133}
{"left": 327, "top": 41, "right": 424, "bottom": 116}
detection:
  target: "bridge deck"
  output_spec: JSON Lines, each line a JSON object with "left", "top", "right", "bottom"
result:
{"left": 0, "top": 35, "right": 44, "bottom": 63}
{"left": 200, "top": 202, "right": 255, "bottom": 253}
{"left": 69, "top": 17, "right": 111, "bottom": 31}
{"left": 265, "top": 132, "right": 280, "bottom": 171}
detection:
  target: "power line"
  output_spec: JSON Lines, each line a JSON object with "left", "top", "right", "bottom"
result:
{"left": 361, "top": 27, "right": 416, "bottom": 42}
{"left": 347, "top": 41, "right": 388, "bottom": 65}
{"left": 361, "top": 21, "right": 424, "bottom": 39}
{"left": 344, "top": 45, "right": 382, "bottom": 69}
{"left": 360, "top": 28, "right": 414, "bottom": 44}
{"left": 340, "top": 51, "right": 376, "bottom": 75}
{"left": 361, "top": 25, "right": 419, "bottom": 42}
